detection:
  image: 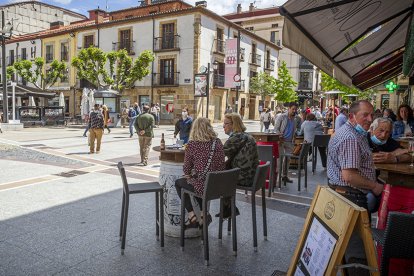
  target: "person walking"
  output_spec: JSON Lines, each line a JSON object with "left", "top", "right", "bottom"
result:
{"left": 134, "top": 105, "right": 154, "bottom": 166}
{"left": 102, "top": 105, "right": 111, "bottom": 134}
{"left": 155, "top": 103, "right": 161, "bottom": 127}
{"left": 82, "top": 113, "right": 90, "bottom": 137}
{"left": 225, "top": 105, "right": 233, "bottom": 114}
{"left": 327, "top": 100, "right": 385, "bottom": 212}
{"left": 174, "top": 107, "right": 193, "bottom": 144}
{"left": 261, "top": 108, "right": 272, "bottom": 132}
{"left": 239, "top": 105, "right": 245, "bottom": 120}
{"left": 150, "top": 103, "right": 158, "bottom": 127}
{"left": 273, "top": 102, "right": 299, "bottom": 183}
{"left": 88, "top": 104, "right": 104, "bottom": 154}
{"left": 128, "top": 103, "right": 141, "bottom": 138}
{"left": 297, "top": 113, "right": 326, "bottom": 166}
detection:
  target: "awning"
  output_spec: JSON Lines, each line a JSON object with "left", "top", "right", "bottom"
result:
{"left": 280, "top": 0, "right": 414, "bottom": 89}
{"left": 0, "top": 84, "right": 57, "bottom": 99}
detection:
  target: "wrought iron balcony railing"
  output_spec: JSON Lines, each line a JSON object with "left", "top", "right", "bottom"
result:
{"left": 215, "top": 39, "right": 225, "bottom": 54}
{"left": 112, "top": 40, "right": 136, "bottom": 55}
{"left": 154, "top": 34, "right": 180, "bottom": 51}
{"left": 265, "top": 59, "right": 275, "bottom": 71}
{"left": 250, "top": 53, "right": 261, "bottom": 65}
{"left": 152, "top": 72, "right": 180, "bottom": 86}
{"left": 213, "top": 74, "right": 224, "bottom": 87}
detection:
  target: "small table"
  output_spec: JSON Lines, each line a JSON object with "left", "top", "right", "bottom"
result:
{"left": 153, "top": 146, "right": 200, "bottom": 238}
{"left": 375, "top": 163, "right": 414, "bottom": 275}
{"left": 395, "top": 137, "right": 414, "bottom": 149}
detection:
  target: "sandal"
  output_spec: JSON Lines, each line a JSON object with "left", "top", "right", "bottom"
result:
{"left": 185, "top": 214, "right": 199, "bottom": 230}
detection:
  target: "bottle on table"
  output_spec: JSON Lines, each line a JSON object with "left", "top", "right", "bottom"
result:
{"left": 160, "top": 133, "right": 166, "bottom": 150}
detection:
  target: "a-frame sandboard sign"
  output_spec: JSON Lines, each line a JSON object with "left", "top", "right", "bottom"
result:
{"left": 287, "top": 186, "right": 379, "bottom": 276}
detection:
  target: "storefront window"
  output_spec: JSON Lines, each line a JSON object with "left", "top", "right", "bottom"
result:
{"left": 139, "top": 95, "right": 150, "bottom": 107}
{"left": 160, "top": 95, "right": 174, "bottom": 120}
{"left": 95, "top": 97, "right": 116, "bottom": 112}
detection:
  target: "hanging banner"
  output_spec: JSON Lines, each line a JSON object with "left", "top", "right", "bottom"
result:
{"left": 194, "top": 73, "right": 208, "bottom": 97}
{"left": 224, "top": 38, "right": 238, "bottom": 88}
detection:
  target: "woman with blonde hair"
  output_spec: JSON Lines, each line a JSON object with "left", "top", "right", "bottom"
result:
{"left": 175, "top": 117, "right": 225, "bottom": 229}
{"left": 101, "top": 104, "right": 111, "bottom": 134}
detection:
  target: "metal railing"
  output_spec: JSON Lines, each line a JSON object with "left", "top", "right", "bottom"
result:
{"left": 265, "top": 59, "right": 275, "bottom": 70}
{"left": 154, "top": 34, "right": 180, "bottom": 51}
{"left": 215, "top": 39, "right": 225, "bottom": 53}
{"left": 61, "top": 51, "right": 69, "bottom": 62}
{"left": 46, "top": 53, "right": 54, "bottom": 63}
{"left": 112, "top": 40, "right": 136, "bottom": 55}
{"left": 152, "top": 72, "right": 180, "bottom": 86}
{"left": 240, "top": 48, "right": 245, "bottom": 61}
{"left": 213, "top": 74, "right": 224, "bottom": 87}
{"left": 251, "top": 53, "right": 261, "bottom": 65}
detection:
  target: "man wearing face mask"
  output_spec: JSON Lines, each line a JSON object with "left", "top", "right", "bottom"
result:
{"left": 174, "top": 107, "right": 193, "bottom": 144}
{"left": 368, "top": 117, "right": 410, "bottom": 164}
{"left": 327, "top": 100, "right": 385, "bottom": 211}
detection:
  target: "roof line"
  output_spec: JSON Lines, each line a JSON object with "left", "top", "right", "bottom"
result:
{"left": 0, "top": 1, "right": 87, "bottom": 19}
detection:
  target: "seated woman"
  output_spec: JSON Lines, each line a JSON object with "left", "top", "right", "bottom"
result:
{"left": 220, "top": 113, "right": 259, "bottom": 218}
{"left": 297, "top": 113, "right": 326, "bottom": 167}
{"left": 174, "top": 107, "right": 193, "bottom": 144}
{"left": 392, "top": 104, "right": 414, "bottom": 139}
{"left": 175, "top": 117, "right": 225, "bottom": 229}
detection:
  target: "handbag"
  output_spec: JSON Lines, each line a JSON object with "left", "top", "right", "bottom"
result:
{"left": 199, "top": 138, "right": 217, "bottom": 179}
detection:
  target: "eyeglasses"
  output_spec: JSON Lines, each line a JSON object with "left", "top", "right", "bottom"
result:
{"left": 223, "top": 122, "right": 232, "bottom": 126}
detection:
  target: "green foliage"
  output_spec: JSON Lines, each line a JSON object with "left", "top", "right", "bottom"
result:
{"left": 12, "top": 57, "right": 67, "bottom": 90}
{"left": 320, "top": 71, "right": 377, "bottom": 102}
{"left": 249, "top": 72, "right": 276, "bottom": 97}
{"left": 72, "top": 47, "right": 154, "bottom": 91}
{"left": 274, "top": 61, "right": 298, "bottom": 103}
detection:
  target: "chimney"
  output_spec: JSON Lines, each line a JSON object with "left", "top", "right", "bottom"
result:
{"left": 144, "top": 0, "right": 151, "bottom": 5}
{"left": 249, "top": 3, "right": 254, "bottom": 12}
{"left": 195, "top": 1, "right": 207, "bottom": 7}
{"left": 237, "top": 3, "right": 242, "bottom": 14}
{"left": 88, "top": 9, "right": 106, "bottom": 24}
{"left": 50, "top": 21, "right": 64, "bottom": 30}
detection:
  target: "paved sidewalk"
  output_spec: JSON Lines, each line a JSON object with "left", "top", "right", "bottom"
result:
{"left": 0, "top": 121, "right": 329, "bottom": 275}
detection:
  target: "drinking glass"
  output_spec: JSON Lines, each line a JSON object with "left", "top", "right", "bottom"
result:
{"left": 409, "top": 141, "right": 414, "bottom": 167}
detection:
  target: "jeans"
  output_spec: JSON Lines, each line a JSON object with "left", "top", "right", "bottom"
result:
{"left": 129, "top": 118, "right": 136, "bottom": 135}
{"left": 83, "top": 125, "right": 89, "bottom": 136}
{"left": 175, "top": 178, "right": 202, "bottom": 213}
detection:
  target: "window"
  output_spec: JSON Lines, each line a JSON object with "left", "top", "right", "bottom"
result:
{"left": 270, "top": 31, "right": 280, "bottom": 45}
{"left": 271, "top": 23, "right": 278, "bottom": 28}
{"left": 160, "top": 59, "right": 175, "bottom": 85}
{"left": 21, "top": 48, "right": 27, "bottom": 60}
{"left": 45, "top": 45, "right": 54, "bottom": 63}
{"left": 216, "top": 28, "right": 224, "bottom": 53}
{"left": 299, "top": 71, "right": 313, "bottom": 90}
{"left": 266, "top": 50, "right": 271, "bottom": 69}
{"left": 61, "top": 42, "right": 69, "bottom": 62}
{"left": 119, "top": 29, "right": 133, "bottom": 53}
{"left": 31, "top": 46, "right": 36, "bottom": 58}
{"left": 213, "top": 62, "right": 225, "bottom": 87}
{"left": 83, "top": 35, "right": 94, "bottom": 48}
{"left": 61, "top": 69, "right": 69, "bottom": 83}
{"left": 161, "top": 23, "right": 175, "bottom": 49}
{"left": 8, "top": 50, "right": 14, "bottom": 65}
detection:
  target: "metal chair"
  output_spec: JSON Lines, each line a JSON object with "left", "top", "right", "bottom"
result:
{"left": 278, "top": 142, "right": 312, "bottom": 191}
{"left": 371, "top": 212, "right": 414, "bottom": 276}
{"left": 117, "top": 161, "right": 164, "bottom": 255}
{"left": 180, "top": 168, "right": 240, "bottom": 266}
{"left": 312, "top": 134, "right": 330, "bottom": 174}
{"left": 257, "top": 145, "right": 275, "bottom": 196}
{"left": 234, "top": 162, "right": 270, "bottom": 251}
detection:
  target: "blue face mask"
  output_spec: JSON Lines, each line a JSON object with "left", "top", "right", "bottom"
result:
{"left": 371, "top": 135, "right": 386, "bottom": 145}
{"left": 354, "top": 124, "right": 368, "bottom": 136}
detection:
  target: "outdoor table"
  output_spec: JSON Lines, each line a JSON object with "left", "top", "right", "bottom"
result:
{"left": 395, "top": 137, "right": 414, "bottom": 149}
{"left": 375, "top": 162, "right": 414, "bottom": 275}
{"left": 249, "top": 132, "right": 279, "bottom": 190}
{"left": 153, "top": 146, "right": 200, "bottom": 238}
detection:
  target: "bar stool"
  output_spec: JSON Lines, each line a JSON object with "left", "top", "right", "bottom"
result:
{"left": 117, "top": 161, "right": 164, "bottom": 255}
{"left": 312, "top": 134, "right": 330, "bottom": 174}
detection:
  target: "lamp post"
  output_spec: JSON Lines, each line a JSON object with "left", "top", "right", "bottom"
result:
{"left": 1, "top": 11, "right": 13, "bottom": 123}
{"left": 10, "top": 81, "right": 16, "bottom": 122}
{"left": 205, "top": 60, "right": 219, "bottom": 118}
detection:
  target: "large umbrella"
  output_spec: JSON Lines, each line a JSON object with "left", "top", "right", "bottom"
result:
{"left": 80, "top": 88, "right": 89, "bottom": 117}
{"left": 88, "top": 89, "right": 95, "bottom": 110}
{"left": 29, "top": 96, "right": 36, "bottom": 106}
{"left": 16, "top": 96, "right": 22, "bottom": 107}
{"left": 59, "top": 92, "right": 65, "bottom": 109}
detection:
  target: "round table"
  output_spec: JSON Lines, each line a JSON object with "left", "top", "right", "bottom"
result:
{"left": 153, "top": 146, "right": 200, "bottom": 238}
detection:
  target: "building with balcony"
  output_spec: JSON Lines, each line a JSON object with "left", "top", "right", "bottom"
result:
{"left": 223, "top": 4, "right": 321, "bottom": 108}
{"left": 5, "top": 0, "right": 279, "bottom": 123}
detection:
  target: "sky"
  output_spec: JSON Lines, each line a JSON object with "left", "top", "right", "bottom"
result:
{"left": 5, "top": 0, "right": 288, "bottom": 16}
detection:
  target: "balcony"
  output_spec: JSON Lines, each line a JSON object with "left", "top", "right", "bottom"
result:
{"left": 154, "top": 35, "right": 180, "bottom": 52}
{"left": 213, "top": 74, "right": 224, "bottom": 87}
{"left": 112, "top": 41, "right": 136, "bottom": 55}
{"left": 298, "top": 82, "right": 312, "bottom": 90}
{"left": 265, "top": 59, "right": 275, "bottom": 71}
{"left": 250, "top": 53, "right": 261, "bottom": 66}
{"left": 275, "top": 40, "right": 281, "bottom": 47}
{"left": 153, "top": 72, "right": 180, "bottom": 86}
{"left": 46, "top": 53, "right": 54, "bottom": 63}
{"left": 214, "top": 39, "right": 225, "bottom": 54}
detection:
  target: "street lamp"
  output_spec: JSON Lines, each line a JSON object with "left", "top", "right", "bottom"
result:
{"left": 205, "top": 60, "right": 219, "bottom": 118}
{"left": 1, "top": 11, "right": 13, "bottom": 123}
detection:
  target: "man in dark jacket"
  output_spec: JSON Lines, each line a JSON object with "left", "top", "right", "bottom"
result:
{"left": 134, "top": 105, "right": 154, "bottom": 166}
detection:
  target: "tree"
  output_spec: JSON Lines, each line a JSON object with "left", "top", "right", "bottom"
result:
{"left": 10, "top": 58, "right": 67, "bottom": 90}
{"left": 71, "top": 47, "right": 154, "bottom": 91}
{"left": 274, "top": 61, "right": 298, "bottom": 103}
{"left": 249, "top": 72, "right": 276, "bottom": 97}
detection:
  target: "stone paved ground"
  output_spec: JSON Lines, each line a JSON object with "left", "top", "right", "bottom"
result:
{"left": 0, "top": 121, "right": 329, "bottom": 275}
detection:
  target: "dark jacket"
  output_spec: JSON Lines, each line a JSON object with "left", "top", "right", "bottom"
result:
{"left": 224, "top": 132, "right": 259, "bottom": 187}
{"left": 134, "top": 112, "right": 154, "bottom": 138}
{"left": 174, "top": 117, "right": 193, "bottom": 143}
